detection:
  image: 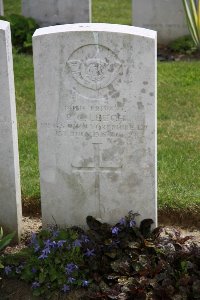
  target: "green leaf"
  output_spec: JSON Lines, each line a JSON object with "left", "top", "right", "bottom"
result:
{"left": 49, "top": 267, "right": 58, "bottom": 282}
{"left": 0, "top": 231, "right": 15, "bottom": 251}
{"left": 39, "top": 272, "right": 46, "bottom": 283}
{"left": 0, "top": 228, "right": 3, "bottom": 240}
{"left": 55, "top": 257, "right": 61, "bottom": 264}
{"left": 182, "top": 0, "right": 200, "bottom": 48}
{"left": 33, "top": 289, "right": 42, "bottom": 297}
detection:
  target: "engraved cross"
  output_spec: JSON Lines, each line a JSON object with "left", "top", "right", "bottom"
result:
{"left": 72, "top": 143, "right": 122, "bottom": 219}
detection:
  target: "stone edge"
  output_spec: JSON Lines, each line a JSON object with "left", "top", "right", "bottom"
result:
{"left": 33, "top": 23, "right": 157, "bottom": 40}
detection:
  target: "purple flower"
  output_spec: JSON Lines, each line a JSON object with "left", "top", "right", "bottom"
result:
{"left": 32, "top": 281, "right": 40, "bottom": 289}
{"left": 39, "top": 252, "right": 48, "bottom": 259}
{"left": 119, "top": 217, "right": 126, "bottom": 226}
{"left": 112, "top": 226, "right": 120, "bottom": 235}
{"left": 44, "top": 239, "right": 51, "bottom": 248}
{"left": 30, "top": 232, "right": 37, "bottom": 244}
{"left": 38, "top": 247, "right": 50, "bottom": 259}
{"left": 4, "top": 265, "right": 12, "bottom": 275}
{"left": 84, "top": 248, "right": 95, "bottom": 257}
{"left": 129, "top": 219, "right": 136, "bottom": 227}
{"left": 41, "top": 247, "right": 50, "bottom": 257}
{"left": 65, "top": 263, "right": 78, "bottom": 274}
{"left": 57, "top": 240, "right": 66, "bottom": 248}
{"left": 34, "top": 244, "right": 40, "bottom": 252}
{"left": 44, "top": 239, "right": 57, "bottom": 249}
{"left": 31, "top": 267, "right": 37, "bottom": 273}
{"left": 30, "top": 232, "right": 40, "bottom": 252}
{"left": 81, "top": 235, "right": 90, "bottom": 243}
{"left": 48, "top": 226, "right": 59, "bottom": 237}
{"left": 50, "top": 241, "right": 57, "bottom": 248}
{"left": 52, "top": 229, "right": 60, "bottom": 238}
{"left": 62, "top": 284, "right": 70, "bottom": 293}
{"left": 67, "top": 277, "right": 76, "bottom": 284}
{"left": 82, "top": 280, "right": 89, "bottom": 287}
{"left": 73, "top": 239, "right": 82, "bottom": 247}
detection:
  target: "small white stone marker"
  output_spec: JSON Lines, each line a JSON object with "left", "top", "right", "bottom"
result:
{"left": 0, "top": 0, "right": 4, "bottom": 16}
{"left": 132, "top": 0, "right": 189, "bottom": 44}
{"left": 33, "top": 23, "right": 157, "bottom": 228}
{"left": 22, "top": 0, "right": 91, "bottom": 27}
{"left": 0, "top": 21, "right": 22, "bottom": 239}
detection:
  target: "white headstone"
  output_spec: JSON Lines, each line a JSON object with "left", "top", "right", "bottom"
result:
{"left": 0, "top": 0, "right": 4, "bottom": 16}
{"left": 0, "top": 21, "right": 22, "bottom": 239}
{"left": 22, "top": 0, "right": 91, "bottom": 27}
{"left": 132, "top": 0, "right": 189, "bottom": 44}
{"left": 33, "top": 23, "right": 157, "bottom": 228}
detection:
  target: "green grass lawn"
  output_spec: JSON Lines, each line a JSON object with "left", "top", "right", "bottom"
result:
{"left": 3, "top": 0, "right": 21, "bottom": 16}
{"left": 92, "top": 0, "right": 131, "bottom": 25}
{"left": 158, "top": 62, "right": 200, "bottom": 211}
{"left": 3, "top": 0, "right": 200, "bottom": 215}
{"left": 13, "top": 51, "right": 39, "bottom": 200}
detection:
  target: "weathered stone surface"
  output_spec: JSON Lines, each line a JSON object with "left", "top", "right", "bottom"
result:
{"left": 33, "top": 23, "right": 157, "bottom": 228}
{"left": 0, "top": 0, "right": 4, "bottom": 16}
{"left": 22, "top": 0, "right": 91, "bottom": 27}
{"left": 132, "top": 0, "right": 189, "bottom": 44}
{"left": 0, "top": 21, "right": 22, "bottom": 239}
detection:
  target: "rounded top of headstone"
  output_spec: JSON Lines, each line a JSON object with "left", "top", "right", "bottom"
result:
{"left": 0, "top": 20, "right": 10, "bottom": 31}
{"left": 33, "top": 23, "right": 157, "bottom": 40}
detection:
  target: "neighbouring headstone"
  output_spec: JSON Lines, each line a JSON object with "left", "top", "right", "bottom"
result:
{"left": 33, "top": 23, "right": 157, "bottom": 228}
{"left": 22, "top": 0, "right": 91, "bottom": 27}
{"left": 132, "top": 0, "right": 189, "bottom": 44}
{"left": 0, "top": 21, "right": 22, "bottom": 239}
{"left": 0, "top": 0, "right": 4, "bottom": 16}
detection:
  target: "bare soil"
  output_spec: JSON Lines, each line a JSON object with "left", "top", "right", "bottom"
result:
{"left": 3, "top": 212, "right": 200, "bottom": 256}
{"left": 158, "top": 45, "right": 200, "bottom": 61}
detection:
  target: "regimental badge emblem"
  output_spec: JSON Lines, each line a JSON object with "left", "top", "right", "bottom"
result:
{"left": 67, "top": 44, "right": 122, "bottom": 90}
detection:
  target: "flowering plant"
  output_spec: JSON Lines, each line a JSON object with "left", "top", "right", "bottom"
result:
{"left": 2, "top": 212, "right": 200, "bottom": 299}
{"left": 2, "top": 227, "right": 90, "bottom": 297}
